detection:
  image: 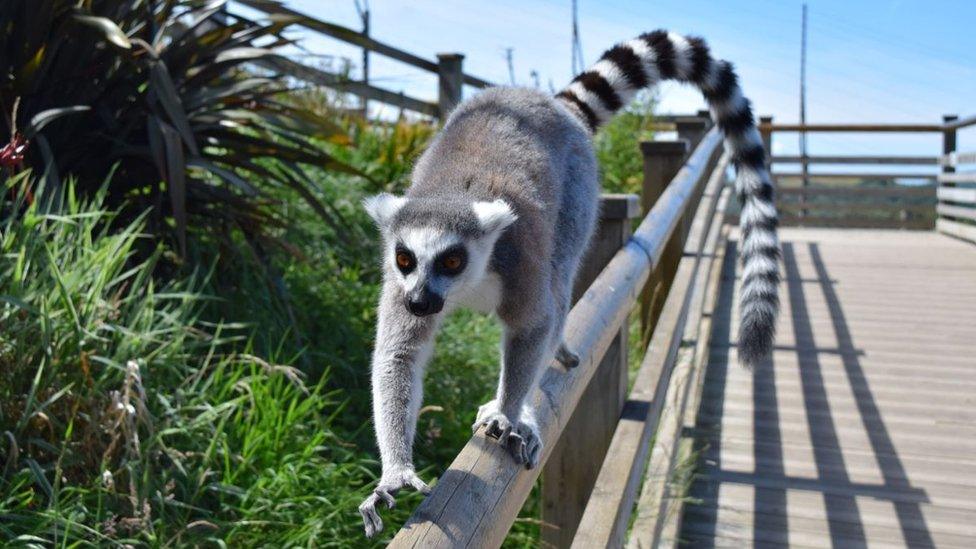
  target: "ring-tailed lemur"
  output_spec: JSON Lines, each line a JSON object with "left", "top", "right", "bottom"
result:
{"left": 358, "top": 30, "right": 779, "bottom": 537}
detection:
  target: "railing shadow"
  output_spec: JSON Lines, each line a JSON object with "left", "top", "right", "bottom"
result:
{"left": 807, "top": 242, "right": 935, "bottom": 548}
{"left": 751, "top": 345, "right": 787, "bottom": 545}
{"left": 783, "top": 242, "right": 868, "bottom": 547}
{"left": 683, "top": 237, "right": 936, "bottom": 547}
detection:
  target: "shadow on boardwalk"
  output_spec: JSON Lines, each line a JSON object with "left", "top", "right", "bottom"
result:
{"left": 679, "top": 228, "right": 976, "bottom": 547}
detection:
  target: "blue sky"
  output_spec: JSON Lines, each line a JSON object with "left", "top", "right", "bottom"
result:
{"left": 234, "top": 0, "right": 976, "bottom": 158}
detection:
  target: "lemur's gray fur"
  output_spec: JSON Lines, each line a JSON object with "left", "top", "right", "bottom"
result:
{"left": 358, "top": 30, "right": 779, "bottom": 538}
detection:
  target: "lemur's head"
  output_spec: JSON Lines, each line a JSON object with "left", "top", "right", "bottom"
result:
{"left": 364, "top": 193, "right": 517, "bottom": 317}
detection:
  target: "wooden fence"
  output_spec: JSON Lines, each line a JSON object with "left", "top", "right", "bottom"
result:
{"left": 758, "top": 116, "right": 952, "bottom": 230}
{"left": 937, "top": 115, "right": 976, "bottom": 242}
{"left": 233, "top": 0, "right": 492, "bottom": 119}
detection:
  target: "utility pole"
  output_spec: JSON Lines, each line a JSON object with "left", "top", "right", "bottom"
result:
{"left": 530, "top": 70, "right": 540, "bottom": 89}
{"left": 355, "top": 0, "right": 370, "bottom": 118}
{"left": 799, "top": 3, "right": 809, "bottom": 196}
{"left": 571, "top": 0, "right": 584, "bottom": 75}
{"left": 505, "top": 47, "right": 516, "bottom": 85}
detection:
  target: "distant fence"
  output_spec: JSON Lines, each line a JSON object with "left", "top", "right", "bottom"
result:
{"left": 937, "top": 115, "right": 976, "bottom": 242}
{"left": 758, "top": 117, "right": 953, "bottom": 230}
{"left": 233, "top": 0, "right": 492, "bottom": 118}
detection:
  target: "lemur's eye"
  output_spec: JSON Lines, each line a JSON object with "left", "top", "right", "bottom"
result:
{"left": 442, "top": 255, "right": 462, "bottom": 271}
{"left": 395, "top": 250, "right": 415, "bottom": 273}
{"left": 436, "top": 246, "right": 467, "bottom": 276}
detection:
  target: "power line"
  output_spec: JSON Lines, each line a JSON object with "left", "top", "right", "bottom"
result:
{"left": 799, "top": 3, "right": 808, "bottom": 190}
{"left": 571, "top": 0, "right": 584, "bottom": 75}
{"left": 354, "top": 0, "right": 370, "bottom": 116}
{"left": 505, "top": 48, "right": 516, "bottom": 85}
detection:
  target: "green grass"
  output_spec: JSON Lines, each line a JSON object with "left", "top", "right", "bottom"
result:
{"left": 0, "top": 175, "right": 387, "bottom": 546}
{"left": 1, "top": 87, "right": 655, "bottom": 546}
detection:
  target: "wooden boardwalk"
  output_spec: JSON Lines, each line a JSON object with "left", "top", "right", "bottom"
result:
{"left": 680, "top": 228, "right": 976, "bottom": 548}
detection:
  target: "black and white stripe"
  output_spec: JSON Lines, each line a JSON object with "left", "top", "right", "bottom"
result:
{"left": 557, "top": 30, "right": 780, "bottom": 367}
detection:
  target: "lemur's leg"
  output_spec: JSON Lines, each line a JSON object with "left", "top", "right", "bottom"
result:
{"left": 475, "top": 316, "right": 554, "bottom": 468}
{"left": 553, "top": 268, "right": 579, "bottom": 369}
{"left": 359, "top": 281, "right": 441, "bottom": 538}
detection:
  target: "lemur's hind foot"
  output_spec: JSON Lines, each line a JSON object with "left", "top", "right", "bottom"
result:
{"left": 473, "top": 400, "right": 543, "bottom": 468}
{"left": 556, "top": 342, "right": 580, "bottom": 369}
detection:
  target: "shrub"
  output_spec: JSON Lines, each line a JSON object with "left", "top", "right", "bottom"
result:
{"left": 595, "top": 92, "right": 656, "bottom": 194}
{"left": 0, "top": 0, "right": 359, "bottom": 255}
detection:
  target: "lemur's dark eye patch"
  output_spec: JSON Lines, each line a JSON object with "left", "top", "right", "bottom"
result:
{"left": 435, "top": 245, "right": 467, "bottom": 276}
{"left": 394, "top": 246, "right": 416, "bottom": 274}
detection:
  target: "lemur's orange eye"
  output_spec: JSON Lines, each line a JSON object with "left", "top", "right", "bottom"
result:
{"left": 442, "top": 255, "right": 462, "bottom": 271}
{"left": 396, "top": 251, "right": 414, "bottom": 271}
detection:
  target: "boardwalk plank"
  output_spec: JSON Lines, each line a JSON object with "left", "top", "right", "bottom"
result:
{"left": 679, "top": 229, "right": 976, "bottom": 548}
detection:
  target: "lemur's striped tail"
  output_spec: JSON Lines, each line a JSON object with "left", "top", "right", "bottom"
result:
{"left": 557, "top": 30, "right": 779, "bottom": 367}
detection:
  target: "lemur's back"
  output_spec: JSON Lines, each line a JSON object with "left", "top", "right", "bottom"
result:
{"left": 410, "top": 87, "right": 597, "bottom": 225}
{"left": 409, "top": 88, "right": 600, "bottom": 325}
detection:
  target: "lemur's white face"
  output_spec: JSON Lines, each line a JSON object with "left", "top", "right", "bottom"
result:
{"left": 364, "top": 194, "right": 516, "bottom": 317}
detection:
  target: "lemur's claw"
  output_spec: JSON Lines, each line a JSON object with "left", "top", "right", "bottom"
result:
{"left": 510, "top": 420, "right": 542, "bottom": 469}
{"left": 474, "top": 402, "right": 543, "bottom": 469}
{"left": 358, "top": 469, "right": 430, "bottom": 538}
{"left": 358, "top": 492, "right": 385, "bottom": 538}
{"left": 556, "top": 343, "right": 580, "bottom": 369}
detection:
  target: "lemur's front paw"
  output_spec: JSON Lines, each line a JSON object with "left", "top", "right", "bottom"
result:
{"left": 473, "top": 399, "right": 501, "bottom": 431}
{"left": 358, "top": 467, "right": 430, "bottom": 538}
{"left": 474, "top": 404, "right": 544, "bottom": 469}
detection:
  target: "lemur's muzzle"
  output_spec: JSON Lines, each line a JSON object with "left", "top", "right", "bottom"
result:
{"left": 405, "top": 288, "right": 444, "bottom": 317}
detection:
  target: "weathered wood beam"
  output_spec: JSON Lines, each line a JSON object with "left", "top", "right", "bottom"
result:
{"left": 760, "top": 123, "right": 943, "bottom": 133}
{"left": 773, "top": 155, "right": 939, "bottom": 165}
{"left": 260, "top": 57, "right": 439, "bottom": 117}
{"left": 778, "top": 186, "right": 935, "bottom": 197}
{"left": 571, "top": 152, "right": 729, "bottom": 549}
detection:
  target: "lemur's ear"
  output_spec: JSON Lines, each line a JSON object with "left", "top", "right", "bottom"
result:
{"left": 363, "top": 193, "right": 408, "bottom": 227}
{"left": 472, "top": 199, "right": 517, "bottom": 234}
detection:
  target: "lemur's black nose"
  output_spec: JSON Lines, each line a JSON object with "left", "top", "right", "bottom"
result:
{"left": 406, "top": 290, "right": 443, "bottom": 317}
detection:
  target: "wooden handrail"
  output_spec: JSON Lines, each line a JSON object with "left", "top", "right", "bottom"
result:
{"left": 772, "top": 172, "right": 937, "bottom": 180}
{"left": 388, "top": 128, "right": 724, "bottom": 547}
{"left": 944, "top": 114, "right": 976, "bottom": 131}
{"left": 236, "top": 0, "right": 491, "bottom": 88}
{"left": 777, "top": 186, "right": 935, "bottom": 197}
{"left": 626, "top": 187, "right": 732, "bottom": 549}
{"left": 760, "top": 123, "right": 944, "bottom": 133}
{"left": 571, "top": 151, "right": 729, "bottom": 548}
{"left": 772, "top": 155, "right": 939, "bottom": 165}
{"left": 760, "top": 116, "right": 976, "bottom": 134}
{"left": 260, "top": 57, "right": 439, "bottom": 117}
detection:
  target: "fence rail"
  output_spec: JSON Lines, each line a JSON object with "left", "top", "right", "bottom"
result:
{"left": 936, "top": 118, "right": 976, "bottom": 242}
{"left": 758, "top": 117, "right": 956, "bottom": 230}
{"left": 234, "top": 0, "right": 492, "bottom": 118}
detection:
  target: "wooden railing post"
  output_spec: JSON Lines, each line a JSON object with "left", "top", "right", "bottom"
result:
{"left": 676, "top": 114, "right": 712, "bottom": 238}
{"left": 437, "top": 53, "right": 464, "bottom": 120}
{"left": 759, "top": 115, "right": 774, "bottom": 167}
{"left": 639, "top": 140, "right": 689, "bottom": 342}
{"left": 675, "top": 117, "right": 709, "bottom": 151}
{"left": 541, "top": 194, "right": 640, "bottom": 549}
{"left": 943, "top": 114, "right": 958, "bottom": 175}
